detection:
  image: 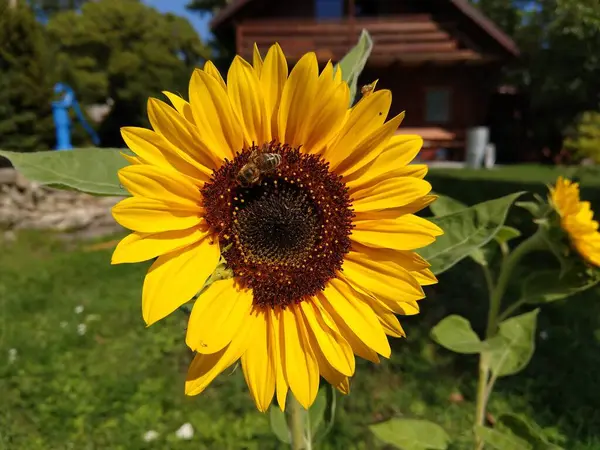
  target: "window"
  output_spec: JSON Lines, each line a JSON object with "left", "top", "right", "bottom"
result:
{"left": 315, "top": 0, "right": 343, "bottom": 19}
{"left": 425, "top": 88, "right": 451, "bottom": 123}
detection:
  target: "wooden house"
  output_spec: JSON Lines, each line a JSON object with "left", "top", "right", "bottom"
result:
{"left": 210, "top": 0, "right": 520, "bottom": 161}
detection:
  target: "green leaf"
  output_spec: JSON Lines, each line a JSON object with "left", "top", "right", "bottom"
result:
{"left": 429, "top": 195, "right": 467, "bottom": 217}
{"left": 430, "top": 315, "right": 484, "bottom": 354}
{"left": 516, "top": 201, "right": 545, "bottom": 218}
{"left": 0, "top": 148, "right": 128, "bottom": 196}
{"left": 335, "top": 29, "right": 373, "bottom": 105}
{"left": 521, "top": 268, "right": 600, "bottom": 304}
{"left": 484, "top": 309, "right": 539, "bottom": 377}
{"left": 474, "top": 425, "right": 533, "bottom": 450}
{"left": 314, "top": 384, "right": 337, "bottom": 443}
{"left": 498, "top": 413, "right": 564, "bottom": 450}
{"left": 417, "top": 193, "right": 524, "bottom": 275}
{"left": 495, "top": 226, "right": 521, "bottom": 245}
{"left": 309, "top": 387, "right": 327, "bottom": 435}
{"left": 269, "top": 406, "right": 291, "bottom": 444}
{"left": 369, "top": 419, "right": 450, "bottom": 450}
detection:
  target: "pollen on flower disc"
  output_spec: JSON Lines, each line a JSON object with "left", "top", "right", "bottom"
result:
{"left": 201, "top": 143, "right": 354, "bottom": 309}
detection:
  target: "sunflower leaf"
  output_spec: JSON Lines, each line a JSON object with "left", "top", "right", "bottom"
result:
{"left": 335, "top": 29, "right": 373, "bottom": 105}
{"left": 431, "top": 315, "right": 484, "bottom": 354}
{"left": 418, "top": 192, "right": 525, "bottom": 275}
{"left": 269, "top": 406, "right": 291, "bottom": 444}
{"left": 369, "top": 418, "right": 450, "bottom": 450}
{"left": 312, "top": 385, "right": 337, "bottom": 442}
{"left": 483, "top": 309, "right": 539, "bottom": 377}
{"left": 520, "top": 268, "right": 600, "bottom": 304}
{"left": 429, "top": 195, "right": 467, "bottom": 216}
{"left": 497, "top": 413, "right": 565, "bottom": 450}
{"left": 474, "top": 426, "right": 533, "bottom": 450}
{"left": 0, "top": 148, "right": 129, "bottom": 196}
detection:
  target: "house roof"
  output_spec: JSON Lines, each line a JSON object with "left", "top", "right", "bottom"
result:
{"left": 210, "top": 0, "right": 519, "bottom": 57}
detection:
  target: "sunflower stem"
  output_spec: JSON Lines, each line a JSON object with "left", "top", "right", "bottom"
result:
{"left": 288, "top": 394, "right": 308, "bottom": 450}
{"left": 474, "top": 230, "right": 545, "bottom": 450}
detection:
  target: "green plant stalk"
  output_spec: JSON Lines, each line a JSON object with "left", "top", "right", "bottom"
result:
{"left": 474, "top": 231, "right": 545, "bottom": 450}
{"left": 288, "top": 394, "right": 308, "bottom": 450}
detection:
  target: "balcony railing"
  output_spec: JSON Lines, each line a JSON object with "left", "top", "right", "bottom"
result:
{"left": 237, "top": 15, "right": 483, "bottom": 64}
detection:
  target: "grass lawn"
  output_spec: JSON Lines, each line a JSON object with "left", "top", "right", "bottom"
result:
{"left": 2, "top": 167, "right": 600, "bottom": 449}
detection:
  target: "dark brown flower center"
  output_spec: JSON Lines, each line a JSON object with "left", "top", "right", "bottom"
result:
{"left": 201, "top": 142, "right": 353, "bottom": 309}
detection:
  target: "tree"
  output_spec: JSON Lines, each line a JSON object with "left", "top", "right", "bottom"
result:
{"left": 186, "top": 0, "right": 228, "bottom": 15}
{"left": 47, "top": 0, "right": 211, "bottom": 146}
{"left": 0, "top": 0, "right": 55, "bottom": 152}
{"left": 471, "top": 0, "right": 600, "bottom": 152}
{"left": 29, "top": 0, "right": 91, "bottom": 18}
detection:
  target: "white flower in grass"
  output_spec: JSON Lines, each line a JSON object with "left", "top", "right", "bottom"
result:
{"left": 175, "top": 423, "right": 194, "bottom": 440}
{"left": 143, "top": 430, "right": 159, "bottom": 442}
{"left": 8, "top": 348, "right": 17, "bottom": 364}
{"left": 77, "top": 323, "right": 87, "bottom": 336}
{"left": 74, "top": 305, "right": 84, "bottom": 314}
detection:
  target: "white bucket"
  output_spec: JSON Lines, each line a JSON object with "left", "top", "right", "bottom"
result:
{"left": 466, "top": 126, "right": 490, "bottom": 169}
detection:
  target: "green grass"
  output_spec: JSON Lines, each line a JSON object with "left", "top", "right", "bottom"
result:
{"left": 3, "top": 166, "right": 600, "bottom": 449}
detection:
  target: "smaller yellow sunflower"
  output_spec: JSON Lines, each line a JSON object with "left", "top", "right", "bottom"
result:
{"left": 550, "top": 176, "right": 600, "bottom": 266}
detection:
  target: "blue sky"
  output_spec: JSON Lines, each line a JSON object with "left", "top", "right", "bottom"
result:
{"left": 143, "top": 0, "right": 213, "bottom": 41}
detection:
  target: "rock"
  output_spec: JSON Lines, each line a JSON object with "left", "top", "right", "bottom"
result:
{"left": 0, "top": 168, "right": 16, "bottom": 184}
{"left": 0, "top": 168, "right": 125, "bottom": 239}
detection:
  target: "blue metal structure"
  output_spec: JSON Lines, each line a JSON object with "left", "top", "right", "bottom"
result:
{"left": 52, "top": 83, "right": 100, "bottom": 150}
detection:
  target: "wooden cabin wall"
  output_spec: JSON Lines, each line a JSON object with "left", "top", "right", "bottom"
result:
{"left": 359, "top": 65, "right": 496, "bottom": 130}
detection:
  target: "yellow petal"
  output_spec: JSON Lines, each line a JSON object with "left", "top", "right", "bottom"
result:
{"left": 112, "top": 197, "right": 202, "bottom": 233}
{"left": 347, "top": 160, "right": 428, "bottom": 192}
{"left": 342, "top": 251, "right": 425, "bottom": 307}
{"left": 203, "top": 60, "right": 227, "bottom": 90}
{"left": 120, "top": 151, "right": 141, "bottom": 166}
{"left": 118, "top": 164, "right": 201, "bottom": 206}
{"left": 352, "top": 215, "right": 443, "bottom": 251}
{"left": 242, "top": 313, "right": 275, "bottom": 412}
{"left": 303, "top": 81, "right": 349, "bottom": 155}
{"left": 269, "top": 308, "right": 288, "bottom": 411}
{"left": 300, "top": 300, "right": 355, "bottom": 376}
{"left": 353, "top": 289, "right": 406, "bottom": 338}
{"left": 186, "top": 312, "right": 260, "bottom": 396}
{"left": 147, "top": 98, "right": 219, "bottom": 170}
{"left": 189, "top": 69, "right": 242, "bottom": 159}
{"left": 112, "top": 228, "right": 208, "bottom": 264}
{"left": 350, "top": 242, "right": 430, "bottom": 272}
{"left": 227, "top": 56, "right": 271, "bottom": 146}
{"left": 186, "top": 278, "right": 254, "bottom": 353}
{"left": 142, "top": 237, "right": 220, "bottom": 325}
{"left": 162, "top": 91, "right": 195, "bottom": 123}
{"left": 316, "top": 293, "right": 380, "bottom": 363}
{"left": 121, "top": 127, "right": 211, "bottom": 182}
{"left": 333, "top": 65, "right": 342, "bottom": 83}
{"left": 323, "top": 90, "right": 392, "bottom": 167}
{"left": 320, "top": 278, "right": 390, "bottom": 358}
{"left": 308, "top": 326, "right": 351, "bottom": 395}
{"left": 277, "top": 52, "right": 319, "bottom": 147}
{"left": 260, "top": 43, "right": 288, "bottom": 137}
{"left": 354, "top": 195, "right": 438, "bottom": 221}
{"left": 412, "top": 268, "right": 438, "bottom": 286}
{"left": 253, "top": 43, "right": 263, "bottom": 77}
{"left": 281, "top": 304, "right": 319, "bottom": 409}
{"left": 352, "top": 177, "right": 432, "bottom": 213}
{"left": 333, "top": 112, "right": 404, "bottom": 177}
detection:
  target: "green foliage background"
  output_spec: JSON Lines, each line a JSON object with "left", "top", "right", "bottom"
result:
{"left": 0, "top": 1, "right": 54, "bottom": 152}
{"left": 46, "top": 0, "right": 210, "bottom": 147}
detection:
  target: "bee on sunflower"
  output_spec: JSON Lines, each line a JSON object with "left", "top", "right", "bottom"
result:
{"left": 111, "top": 43, "right": 442, "bottom": 412}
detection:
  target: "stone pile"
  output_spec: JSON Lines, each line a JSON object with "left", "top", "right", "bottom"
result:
{"left": 0, "top": 168, "right": 124, "bottom": 238}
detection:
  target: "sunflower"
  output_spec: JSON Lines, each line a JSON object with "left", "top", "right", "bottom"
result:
{"left": 550, "top": 176, "right": 600, "bottom": 267}
{"left": 111, "top": 43, "right": 442, "bottom": 412}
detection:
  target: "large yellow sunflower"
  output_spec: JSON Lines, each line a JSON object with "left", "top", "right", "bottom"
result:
{"left": 550, "top": 176, "right": 600, "bottom": 267}
{"left": 111, "top": 43, "right": 442, "bottom": 412}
